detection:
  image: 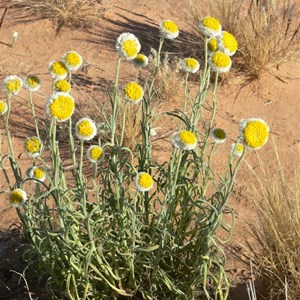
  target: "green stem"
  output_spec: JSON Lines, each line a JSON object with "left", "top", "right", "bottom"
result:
{"left": 68, "top": 118, "right": 77, "bottom": 170}
{"left": 79, "top": 140, "right": 84, "bottom": 183}
{"left": 201, "top": 72, "right": 219, "bottom": 157}
{"left": 29, "top": 91, "right": 40, "bottom": 140}
{"left": 182, "top": 73, "right": 189, "bottom": 114}
{"left": 5, "top": 95, "right": 15, "bottom": 159}
{"left": 148, "top": 38, "right": 164, "bottom": 96}
{"left": 4, "top": 94, "right": 21, "bottom": 185}
{"left": 111, "top": 57, "right": 122, "bottom": 146}
{"left": 120, "top": 102, "right": 128, "bottom": 146}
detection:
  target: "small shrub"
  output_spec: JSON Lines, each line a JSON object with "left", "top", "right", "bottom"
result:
{"left": 0, "top": 18, "right": 269, "bottom": 299}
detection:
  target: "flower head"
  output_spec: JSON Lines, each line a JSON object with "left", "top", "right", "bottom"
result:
{"left": 171, "top": 130, "right": 197, "bottom": 151}
{"left": 12, "top": 31, "right": 18, "bottom": 39}
{"left": 159, "top": 20, "right": 179, "bottom": 40}
{"left": 48, "top": 61, "right": 68, "bottom": 80}
{"left": 181, "top": 57, "right": 200, "bottom": 73}
{"left": 9, "top": 188, "right": 27, "bottom": 207}
{"left": 47, "top": 92, "right": 75, "bottom": 122}
{"left": 124, "top": 82, "right": 144, "bottom": 103}
{"left": 199, "top": 16, "right": 222, "bottom": 37}
{"left": 209, "top": 51, "right": 232, "bottom": 73}
{"left": 217, "top": 31, "right": 238, "bottom": 56}
{"left": 2, "top": 75, "right": 23, "bottom": 96}
{"left": 210, "top": 128, "right": 226, "bottom": 144}
{"left": 27, "top": 166, "right": 46, "bottom": 182}
{"left": 75, "top": 117, "right": 97, "bottom": 141}
{"left": 116, "top": 33, "right": 141, "bottom": 60}
{"left": 207, "top": 36, "right": 218, "bottom": 53}
{"left": 132, "top": 53, "right": 149, "bottom": 68}
{"left": 87, "top": 145, "right": 104, "bottom": 163}
{"left": 134, "top": 172, "right": 154, "bottom": 192}
{"left": 62, "top": 51, "right": 82, "bottom": 71}
{"left": 24, "top": 137, "right": 43, "bottom": 158}
{"left": 54, "top": 79, "right": 71, "bottom": 93}
{"left": 24, "top": 75, "right": 41, "bottom": 92}
{"left": 231, "top": 142, "right": 244, "bottom": 157}
{"left": 240, "top": 118, "right": 269, "bottom": 150}
{"left": 0, "top": 100, "right": 8, "bottom": 115}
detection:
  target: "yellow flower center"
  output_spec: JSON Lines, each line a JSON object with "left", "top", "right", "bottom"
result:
{"left": 65, "top": 52, "right": 81, "bottom": 67}
{"left": 202, "top": 17, "right": 221, "bottom": 30}
{"left": 185, "top": 58, "right": 198, "bottom": 69}
{"left": 211, "top": 51, "right": 231, "bottom": 68}
{"left": 26, "top": 76, "right": 40, "bottom": 88}
{"left": 163, "top": 20, "right": 178, "bottom": 33}
{"left": 213, "top": 128, "right": 226, "bottom": 140}
{"left": 208, "top": 37, "right": 218, "bottom": 51}
{"left": 179, "top": 131, "right": 197, "bottom": 145}
{"left": 222, "top": 32, "right": 238, "bottom": 53}
{"left": 55, "top": 80, "right": 71, "bottom": 92}
{"left": 138, "top": 173, "right": 153, "bottom": 189}
{"left": 33, "top": 167, "right": 45, "bottom": 180}
{"left": 0, "top": 101, "right": 7, "bottom": 114}
{"left": 50, "top": 61, "right": 67, "bottom": 76}
{"left": 78, "top": 120, "right": 94, "bottom": 137}
{"left": 90, "top": 146, "right": 103, "bottom": 160}
{"left": 122, "top": 40, "right": 139, "bottom": 58}
{"left": 124, "top": 82, "right": 143, "bottom": 102}
{"left": 236, "top": 143, "right": 244, "bottom": 153}
{"left": 6, "top": 79, "right": 22, "bottom": 93}
{"left": 49, "top": 95, "right": 74, "bottom": 121}
{"left": 25, "top": 137, "right": 41, "bottom": 154}
{"left": 244, "top": 120, "right": 269, "bottom": 149}
{"left": 134, "top": 54, "right": 146, "bottom": 64}
{"left": 10, "top": 190, "right": 24, "bottom": 206}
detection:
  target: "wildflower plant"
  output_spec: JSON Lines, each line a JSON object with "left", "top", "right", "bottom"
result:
{"left": 0, "top": 18, "right": 269, "bottom": 300}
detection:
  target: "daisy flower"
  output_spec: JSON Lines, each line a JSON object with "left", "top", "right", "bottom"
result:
{"left": 116, "top": 33, "right": 141, "bottom": 60}
{"left": 47, "top": 92, "right": 75, "bottom": 122}
{"left": 2, "top": 75, "right": 23, "bottom": 96}
{"left": 124, "top": 82, "right": 144, "bottom": 103}
{"left": 24, "top": 136, "right": 43, "bottom": 158}
{"left": 75, "top": 117, "right": 97, "bottom": 141}
{"left": 159, "top": 20, "right": 179, "bottom": 40}
{"left": 217, "top": 31, "right": 238, "bottom": 56}
{"left": 231, "top": 142, "right": 244, "bottom": 157}
{"left": 48, "top": 61, "right": 68, "bottom": 80}
{"left": 239, "top": 118, "right": 269, "bottom": 150}
{"left": 24, "top": 75, "right": 41, "bottom": 92}
{"left": 181, "top": 57, "right": 200, "bottom": 73}
{"left": 27, "top": 166, "right": 46, "bottom": 182}
{"left": 171, "top": 130, "right": 197, "bottom": 151}
{"left": 199, "top": 16, "right": 222, "bottom": 37}
{"left": 87, "top": 145, "right": 104, "bottom": 163}
{"left": 132, "top": 53, "right": 149, "bottom": 68}
{"left": 210, "top": 128, "right": 226, "bottom": 144}
{"left": 0, "top": 100, "right": 8, "bottom": 115}
{"left": 207, "top": 36, "right": 218, "bottom": 53}
{"left": 54, "top": 79, "right": 71, "bottom": 93}
{"left": 209, "top": 51, "right": 232, "bottom": 73}
{"left": 9, "top": 188, "right": 27, "bottom": 208}
{"left": 134, "top": 172, "right": 154, "bottom": 192}
{"left": 62, "top": 51, "right": 83, "bottom": 71}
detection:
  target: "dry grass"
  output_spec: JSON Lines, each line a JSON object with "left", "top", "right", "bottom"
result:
{"left": 5, "top": 0, "right": 104, "bottom": 30}
{"left": 189, "top": 0, "right": 300, "bottom": 79}
{"left": 148, "top": 48, "right": 184, "bottom": 103}
{"left": 247, "top": 147, "right": 300, "bottom": 299}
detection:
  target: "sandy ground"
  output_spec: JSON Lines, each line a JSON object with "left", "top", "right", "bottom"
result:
{"left": 0, "top": 0, "right": 300, "bottom": 299}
